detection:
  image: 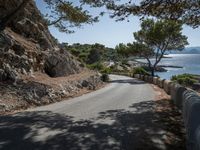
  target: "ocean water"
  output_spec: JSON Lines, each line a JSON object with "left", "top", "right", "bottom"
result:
{"left": 137, "top": 54, "right": 200, "bottom": 80}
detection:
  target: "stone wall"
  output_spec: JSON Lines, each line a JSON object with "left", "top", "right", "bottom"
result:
{"left": 134, "top": 74, "right": 200, "bottom": 150}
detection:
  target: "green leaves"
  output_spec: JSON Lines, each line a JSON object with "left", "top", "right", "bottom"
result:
{"left": 115, "top": 19, "right": 188, "bottom": 76}
{"left": 131, "top": 19, "right": 188, "bottom": 76}
{"left": 82, "top": 0, "right": 200, "bottom": 28}
{"left": 133, "top": 19, "right": 188, "bottom": 52}
{"left": 43, "top": 0, "right": 99, "bottom": 33}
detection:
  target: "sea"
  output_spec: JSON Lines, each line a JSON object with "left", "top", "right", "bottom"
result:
{"left": 137, "top": 54, "right": 200, "bottom": 80}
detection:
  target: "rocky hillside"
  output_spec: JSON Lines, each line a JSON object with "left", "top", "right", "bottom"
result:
{"left": 0, "top": 0, "right": 103, "bottom": 114}
{"left": 0, "top": 0, "right": 83, "bottom": 80}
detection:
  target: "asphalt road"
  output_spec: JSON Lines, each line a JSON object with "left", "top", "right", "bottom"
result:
{"left": 0, "top": 75, "right": 175, "bottom": 150}
{"left": 30, "top": 75, "right": 155, "bottom": 120}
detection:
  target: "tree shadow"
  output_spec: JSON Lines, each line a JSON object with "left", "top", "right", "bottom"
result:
{"left": 0, "top": 99, "right": 185, "bottom": 150}
{"left": 110, "top": 79, "right": 146, "bottom": 85}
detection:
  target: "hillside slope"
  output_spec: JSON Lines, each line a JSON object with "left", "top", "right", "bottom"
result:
{"left": 0, "top": 0, "right": 103, "bottom": 114}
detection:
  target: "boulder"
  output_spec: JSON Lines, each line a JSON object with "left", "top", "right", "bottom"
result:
{"left": 44, "top": 52, "right": 81, "bottom": 77}
{"left": 11, "top": 43, "right": 25, "bottom": 56}
{"left": 0, "top": 64, "right": 19, "bottom": 82}
{"left": 0, "top": 69, "right": 7, "bottom": 81}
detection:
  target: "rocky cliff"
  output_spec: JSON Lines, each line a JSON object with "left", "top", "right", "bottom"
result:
{"left": 0, "top": 0, "right": 104, "bottom": 114}
{"left": 0, "top": 0, "right": 82, "bottom": 81}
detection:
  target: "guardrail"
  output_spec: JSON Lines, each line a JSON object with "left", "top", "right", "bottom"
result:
{"left": 134, "top": 74, "right": 200, "bottom": 150}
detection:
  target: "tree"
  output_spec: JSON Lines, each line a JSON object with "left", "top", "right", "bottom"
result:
{"left": 87, "top": 49, "right": 101, "bottom": 64}
{"left": 129, "top": 19, "right": 188, "bottom": 76}
{"left": 44, "top": 0, "right": 98, "bottom": 33}
{"left": 82, "top": 0, "right": 200, "bottom": 28}
{"left": 0, "top": 0, "right": 98, "bottom": 33}
{"left": 137, "top": 0, "right": 200, "bottom": 28}
{"left": 115, "top": 43, "right": 129, "bottom": 57}
{"left": 87, "top": 44, "right": 105, "bottom": 64}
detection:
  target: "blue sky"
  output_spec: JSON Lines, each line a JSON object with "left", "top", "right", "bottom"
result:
{"left": 36, "top": 0, "right": 200, "bottom": 48}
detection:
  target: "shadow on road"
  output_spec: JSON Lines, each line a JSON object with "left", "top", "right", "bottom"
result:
{"left": 110, "top": 79, "right": 146, "bottom": 85}
{"left": 0, "top": 99, "right": 185, "bottom": 150}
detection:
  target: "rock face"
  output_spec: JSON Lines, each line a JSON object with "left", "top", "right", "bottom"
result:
{"left": 0, "top": 0, "right": 82, "bottom": 80}
{"left": 0, "top": 0, "right": 104, "bottom": 114}
{"left": 0, "top": 71, "right": 104, "bottom": 113}
{"left": 44, "top": 51, "right": 81, "bottom": 77}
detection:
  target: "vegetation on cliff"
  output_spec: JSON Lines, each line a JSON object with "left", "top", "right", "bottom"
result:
{"left": 171, "top": 74, "right": 199, "bottom": 87}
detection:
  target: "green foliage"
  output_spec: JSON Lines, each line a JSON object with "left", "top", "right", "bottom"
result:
{"left": 115, "top": 43, "right": 129, "bottom": 57}
{"left": 134, "top": 19, "right": 188, "bottom": 52}
{"left": 87, "top": 49, "right": 102, "bottom": 64}
{"left": 82, "top": 0, "right": 200, "bottom": 28}
{"left": 104, "top": 48, "right": 120, "bottom": 61}
{"left": 70, "top": 48, "right": 81, "bottom": 56}
{"left": 133, "top": 67, "right": 150, "bottom": 75}
{"left": 79, "top": 53, "right": 88, "bottom": 62}
{"left": 87, "top": 62, "right": 104, "bottom": 70}
{"left": 101, "top": 74, "right": 109, "bottom": 82}
{"left": 131, "top": 19, "right": 188, "bottom": 76}
{"left": 61, "top": 43, "right": 117, "bottom": 64}
{"left": 171, "top": 74, "right": 198, "bottom": 86}
{"left": 136, "top": 1, "right": 200, "bottom": 28}
{"left": 121, "top": 59, "right": 129, "bottom": 65}
{"left": 43, "top": 0, "right": 98, "bottom": 33}
{"left": 100, "top": 67, "right": 112, "bottom": 74}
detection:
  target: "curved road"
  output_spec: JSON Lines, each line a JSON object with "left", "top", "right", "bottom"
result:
{"left": 30, "top": 75, "right": 155, "bottom": 120}
{"left": 0, "top": 75, "right": 179, "bottom": 150}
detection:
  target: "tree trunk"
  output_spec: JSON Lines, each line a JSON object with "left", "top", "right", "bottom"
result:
{"left": 151, "top": 67, "right": 155, "bottom": 76}
{"left": 0, "top": 0, "right": 30, "bottom": 31}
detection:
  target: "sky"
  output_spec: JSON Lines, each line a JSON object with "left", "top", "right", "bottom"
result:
{"left": 35, "top": 0, "right": 200, "bottom": 48}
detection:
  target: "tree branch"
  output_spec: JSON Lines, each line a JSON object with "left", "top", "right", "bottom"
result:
{"left": 0, "top": 0, "right": 31, "bottom": 31}
{"left": 48, "top": 16, "right": 64, "bottom": 26}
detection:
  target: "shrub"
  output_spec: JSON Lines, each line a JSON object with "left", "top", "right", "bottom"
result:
{"left": 171, "top": 74, "right": 198, "bottom": 86}
{"left": 87, "top": 62, "right": 104, "bottom": 70}
{"left": 132, "top": 67, "right": 150, "bottom": 75}
{"left": 79, "top": 53, "right": 88, "bottom": 62}
{"left": 101, "top": 74, "right": 109, "bottom": 82}
{"left": 100, "top": 67, "right": 112, "bottom": 74}
{"left": 121, "top": 59, "right": 129, "bottom": 65}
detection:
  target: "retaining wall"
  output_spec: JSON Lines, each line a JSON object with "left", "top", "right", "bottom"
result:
{"left": 134, "top": 74, "right": 200, "bottom": 150}
{"left": 163, "top": 80, "right": 172, "bottom": 95}
{"left": 157, "top": 78, "right": 165, "bottom": 88}
{"left": 153, "top": 77, "right": 158, "bottom": 85}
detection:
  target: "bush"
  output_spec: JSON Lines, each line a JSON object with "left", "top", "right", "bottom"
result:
{"left": 171, "top": 74, "right": 198, "bottom": 86}
{"left": 101, "top": 74, "right": 109, "bottom": 82}
{"left": 100, "top": 67, "right": 112, "bottom": 74}
{"left": 132, "top": 67, "right": 150, "bottom": 75}
{"left": 121, "top": 59, "right": 129, "bottom": 65}
{"left": 87, "top": 62, "right": 104, "bottom": 71}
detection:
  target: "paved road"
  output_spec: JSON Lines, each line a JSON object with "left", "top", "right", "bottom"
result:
{"left": 0, "top": 75, "right": 177, "bottom": 150}
{"left": 30, "top": 75, "right": 155, "bottom": 120}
